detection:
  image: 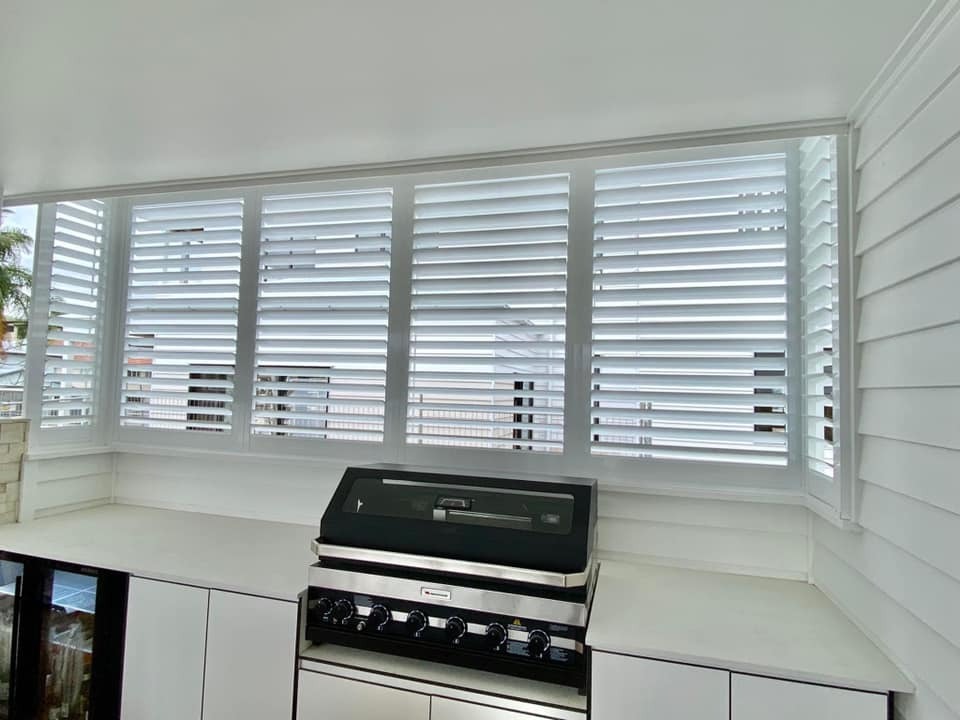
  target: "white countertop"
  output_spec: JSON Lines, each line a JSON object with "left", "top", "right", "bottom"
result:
{"left": 0, "top": 504, "right": 315, "bottom": 601}
{"left": 0, "top": 505, "right": 912, "bottom": 694}
{"left": 587, "top": 561, "right": 912, "bottom": 693}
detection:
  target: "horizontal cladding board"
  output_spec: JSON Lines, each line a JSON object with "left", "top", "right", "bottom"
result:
{"left": 857, "top": 198, "right": 960, "bottom": 297}
{"left": 814, "top": 516, "right": 960, "bottom": 650}
{"left": 857, "top": 133, "right": 960, "bottom": 253}
{"left": 859, "top": 436, "right": 960, "bottom": 517}
{"left": 856, "top": 8, "right": 960, "bottom": 165}
{"left": 598, "top": 491, "right": 807, "bottom": 534}
{"left": 857, "top": 480, "right": 960, "bottom": 584}
{"left": 858, "top": 260, "right": 960, "bottom": 341}
{"left": 859, "top": 387, "right": 960, "bottom": 450}
{"left": 812, "top": 544, "right": 960, "bottom": 716}
{"left": 32, "top": 472, "right": 113, "bottom": 511}
{"left": 859, "top": 324, "right": 960, "bottom": 388}
{"left": 858, "top": 64, "right": 960, "bottom": 210}
{"left": 599, "top": 515, "right": 806, "bottom": 576}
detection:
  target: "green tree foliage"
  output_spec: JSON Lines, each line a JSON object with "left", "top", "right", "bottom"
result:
{"left": 0, "top": 209, "right": 33, "bottom": 342}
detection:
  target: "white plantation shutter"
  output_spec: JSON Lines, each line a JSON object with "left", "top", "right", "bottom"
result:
{"left": 120, "top": 198, "right": 243, "bottom": 432}
{"left": 41, "top": 200, "right": 107, "bottom": 428}
{"left": 252, "top": 188, "right": 392, "bottom": 441}
{"left": 407, "top": 174, "right": 568, "bottom": 452}
{"left": 799, "top": 137, "right": 839, "bottom": 478}
{"left": 590, "top": 154, "right": 789, "bottom": 466}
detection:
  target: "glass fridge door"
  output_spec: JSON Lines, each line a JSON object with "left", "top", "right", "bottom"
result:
{"left": 0, "top": 560, "right": 24, "bottom": 720}
{"left": 36, "top": 569, "right": 98, "bottom": 720}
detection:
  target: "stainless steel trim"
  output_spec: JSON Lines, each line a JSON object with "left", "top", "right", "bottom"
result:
{"left": 309, "top": 565, "right": 588, "bottom": 626}
{"left": 381, "top": 477, "right": 576, "bottom": 499}
{"left": 311, "top": 540, "right": 594, "bottom": 589}
{"left": 346, "top": 601, "right": 583, "bottom": 653}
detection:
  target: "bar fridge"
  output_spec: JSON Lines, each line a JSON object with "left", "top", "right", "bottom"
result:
{"left": 0, "top": 552, "right": 127, "bottom": 720}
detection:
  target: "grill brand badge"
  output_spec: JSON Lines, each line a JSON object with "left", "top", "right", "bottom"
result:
{"left": 420, "top": 587, "right": 452, "bottom": 601}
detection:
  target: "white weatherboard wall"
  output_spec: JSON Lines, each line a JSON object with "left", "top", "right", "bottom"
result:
{"left": 812, "top": 5, "right": 960, "bottom": 720}
{"left": 18, "top": 452, "right": 114, "bottom": 521}
{"left": 112, "top": 452, "right": 809, "bottom": 580}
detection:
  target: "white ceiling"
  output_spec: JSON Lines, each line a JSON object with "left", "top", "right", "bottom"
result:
{"left": 0, "top": 0, "right": 930, "bottom": 198}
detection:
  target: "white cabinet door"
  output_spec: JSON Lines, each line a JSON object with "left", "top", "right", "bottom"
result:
{"left": 202, "top": 590, "right": 299, "bottom": 720}
{"left": 431, "top": 697, "right": 549, "bottom": 720}
{"left": 297, "top": 670, "right": 430, "bottom": 720}
{"left": 121, "top": 578, "right": 209, "bottom": 720}
{"left": 731, "top": 674, "right": 888, "bottom": 720}
{"left": 591, "top": 652, "right": 729, "bottom": 720}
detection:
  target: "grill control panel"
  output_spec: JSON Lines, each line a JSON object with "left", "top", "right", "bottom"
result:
{"left": 305, "top": 586, "right": 585, "bottom": 683}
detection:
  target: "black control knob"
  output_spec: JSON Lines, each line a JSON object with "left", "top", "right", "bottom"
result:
{"left": 445, "top": 617, "right": 467, "bottom": 643}
{"left": 368, "top": 604, "right": 391, "bottom": 631}
{"left": 527, "top": 629, "right": 551, "bottom": 659}
{"left": 485, "top": 623, "right": 507, "bottom": 650}
{"left": 406, "top": 610, "right": 428, "bottom": 636}
{"left": 331, "top": 599, "right": 355, "bottom": 624}
{"left": 315, "top": 596, "right": 333, "bottom": 618}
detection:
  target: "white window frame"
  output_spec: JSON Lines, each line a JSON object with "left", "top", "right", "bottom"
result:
{"left": 15, "top": 127, "right": 854, "bottom": 505}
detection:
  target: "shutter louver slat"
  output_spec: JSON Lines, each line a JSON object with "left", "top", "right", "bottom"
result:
{"left": 252, "top": 188, "right": 392, "bottom": 441}
{"left": 407, "top": 174, "right": 568, "bottom": 452}
{"left": 799, "top": 136, "right": 840, "bottom": 479}
{"left": 120, "top": 197, "right": 243, "bottom": 432}
{"left": 590, "top": 153, "right": 789, "bottom": 466}
{"left": 41, "top": 199, "right": 107, "bottom": 429}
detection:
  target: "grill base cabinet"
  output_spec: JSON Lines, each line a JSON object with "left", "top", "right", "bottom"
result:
{"left": 430, "top": 697, "right": 553, "bottom": 720}
{"left": 296, "top": 670, "right": 574, "bottom": 720}
{"left": 121, "top": 578, "right": 297, "bottom": 720}
{"left": 297, "top": 671, "right": 430, "bottom": 720}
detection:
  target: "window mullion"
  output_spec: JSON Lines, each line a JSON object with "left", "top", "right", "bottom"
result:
{"left": 231, "top": 188, "right": 263, "bottom": 450}
{"left": 563, "top": 164, "right": 597, "bottom": 469}
{"left": 384, "top": 179, "right": 415, "bottom": 461}
{"left": 785, "top": 143, "right": 805, "bottom": 477}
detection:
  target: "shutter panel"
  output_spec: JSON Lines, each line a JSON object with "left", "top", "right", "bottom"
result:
{"left": 252, "top": 188, "right": 392, "bottom": 441}
{"left": 591, "top": 154, "right": 789, "bottom": 466}
{"left": 41, "top": 200, "right": 107, "bottom": 429}
{"left": 799, "top": 137, "right": 839, "bottom": 478}
{"left": 120, "top": 198, "right": 243, "bottom": 432}
{"left": 407, "top": 174, "right": 568, "bottom": 452}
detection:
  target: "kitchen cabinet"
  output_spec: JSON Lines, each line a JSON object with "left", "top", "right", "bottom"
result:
{"left": 431, "top": 696, "right": 549, "bottom": 720}
{"left": 202, "top": 590, "right": 299, "bottom": 720}
{"left": 731, "top": 673, "right": 888, "bottom": 720}
{"left": 297, "top": 669, "right": 431, "bottom": 719}
{"left": 591, "top": 651, "right": 730, "bottom": 720}
{"left": 121, "top": 577, "right": 209, "bottom": 720}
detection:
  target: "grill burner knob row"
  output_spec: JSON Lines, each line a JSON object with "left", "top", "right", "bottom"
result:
{"left": 445, "top": 617, "right": 467, "bottom": 643}
{"left": 331, "top": 599, "right": 355, "bottom": 624}
{"left": 368, "top": 604, "right": 391, "bottom": 631}
{"left": 485, "top": 623, "right": 507, "bottom": 650}
{"left": 527, "top": 629, "right": 551, "bottom": 659}
{"left": 406, "top": 610, "right": 428, "bottom": 636}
